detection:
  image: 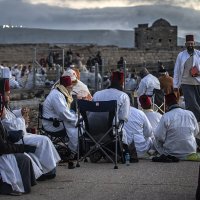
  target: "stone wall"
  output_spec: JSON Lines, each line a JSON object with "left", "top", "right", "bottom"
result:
{"left": 0, "top": 43, "right": 187, "bottom": 75}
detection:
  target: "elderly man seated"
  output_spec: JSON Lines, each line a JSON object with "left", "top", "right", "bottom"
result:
{"left": 0, "top": 79, "right": 61, "bottom": 181}
{"left": 153, "top": 93, "right": 198, "bottom": 161}
{"left": 93, "top": 71, "right": 138, "bottom": 161}
{"left": 62, "top": 68, "right": 92, "bottom": 100}
{"left": 43, "top": 76, "right": 78, "bottom": 156}
{"left": 0, "top": 88, "right": 43, "bottom": 195}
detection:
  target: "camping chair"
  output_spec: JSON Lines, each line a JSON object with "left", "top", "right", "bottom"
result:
{"left": 152, "top": 88, "right": 165, "bottom": 114}
{"left": 37, "top": 103, "right": 71, "bottom": 160}
{"left": 76, "top": 99, "right": 124, "bottom": 169}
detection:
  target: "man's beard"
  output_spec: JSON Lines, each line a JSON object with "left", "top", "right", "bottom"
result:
{"left": 187, "top": 46, "right": 194, "bottom": 55}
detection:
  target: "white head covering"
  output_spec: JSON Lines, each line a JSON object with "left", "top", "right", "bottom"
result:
{"left": 62, "top": 68, "right": 77, "bottom": 81}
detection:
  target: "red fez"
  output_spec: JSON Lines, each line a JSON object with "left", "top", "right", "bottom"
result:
{"left": 165, "top": 93, "right": 178, "bottom": 107}
{"left": 139, "top": 95, "right": 152, "bottom": 109}
{"left": 60, "top": 76, "right": 72, "bottom": 87}
{"left": 0, "top": 78, "right": 10, "bottom": 94}
{"left": 4, "top": 79, "right": 10, "bottom": 92}
{"left": 186, "top": 35, "right": 194, "bottom": 42}
{"left": 111, "top": 71, "right": 124, "bottom": 86}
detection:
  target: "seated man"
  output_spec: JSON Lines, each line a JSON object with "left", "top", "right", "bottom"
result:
{"left": 43, "top": 76, "right": 78, "bottom": 154}
{"left": 93, "top": 71, "right": 130, "bottom": 124}
{"left": 154, "top": 93, "right": 198, "bottom": 160}
{"left": 0, "top": 79, "right": 61, "bottom": 180}
{"left": 0, "top": 97, "right": 40, "bottom": 195}
{"left": 139, "top": 95, "right": 162, "bottom": 133}
{"left": 93, "top": 71, "right": 137, "bottom": 160}
{"left": 124, "top": 105, "right": 154, "bottom": 159}
{"left": 62, "top": 68, "right": 92, "bottom": 100}
{"left": 136, "top": 67, "right": 160, "bottom": 98}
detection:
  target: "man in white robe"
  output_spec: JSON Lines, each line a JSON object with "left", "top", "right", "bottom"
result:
{"left": 0, "top": 98, "right": 40, "bottom": 195}
{"left": 92, "top": 71, "right": 131, "bottom": 153}
{"left": 93, "top": 71, "right": 130, "bottom": 124}
{"left": 154, "top": 93, "right": 198, "bottom": 159}
{"left": 62, "top": 68, "right": 92, "bottom": 100}
{"left": 173, "top": 34, "right": 200, "bottom": 122}
{"left": 124, "top": 106, "right": 154, "bottom": 158}
{"left": 139, "top": 95, "right": 162, "bottom": 133}
{"left": 43, "top": 76, "right": 78, "bottom": 153}
{"left": 137, "top": 68, "right": 160, "bottom": 98}
{"left": 0, "top": 79, "right": 60, "bottom": 179}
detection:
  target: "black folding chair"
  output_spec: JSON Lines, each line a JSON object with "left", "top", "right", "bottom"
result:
{"left": 76, "top": 99, "right": 124, "bottom": 169}
{"left": 152, "top": 88, "right": 165, "bottom": 114}
{"left": 37, "top": 103, "right": 71, "bottom": 160}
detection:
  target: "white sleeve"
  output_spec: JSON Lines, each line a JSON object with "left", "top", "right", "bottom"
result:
{"left": 51, "top": 93, "right": 77, "bottom": 126}
{"left": 136, "top": 80, "right": 146, "bottom": 97}
{"left": 1, "top": 115, "right": 25, "bottom": 132}
{"left": 118, "top": 94, "right": 130, "bottom": 122}
{"left": 142, "top": 114, "right": 153, "bottom": 138}
{"left": 154, "top": 116, "right": 167, "bottom": 143}
{"left": 173, "top": 53, "right": 181, "bottom": 89}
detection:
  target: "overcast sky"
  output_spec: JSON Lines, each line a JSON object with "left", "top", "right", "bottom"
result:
{"left": 1, "top": 0, "right": 200, "bottom": 40}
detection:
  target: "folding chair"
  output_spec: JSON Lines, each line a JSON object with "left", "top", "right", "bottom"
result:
{"left": 152, "top": 88, "right": 165, "bottom": 114}
{"left": 76, "top": 99, "right": 124, "bottom": 169}
{"left": 37, "top": 103, "right": 71, "bottom": 160}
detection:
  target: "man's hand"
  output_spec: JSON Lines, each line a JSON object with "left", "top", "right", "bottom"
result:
{"left": 21, "top": 107, "right": 29, "bottom": 116}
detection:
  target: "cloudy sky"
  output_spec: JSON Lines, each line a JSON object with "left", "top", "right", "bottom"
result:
{"left": 1, "top": 0, "right": 200, "bottom": 40}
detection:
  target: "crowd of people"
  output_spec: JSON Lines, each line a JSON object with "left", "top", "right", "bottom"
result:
{"left": 0, "top": 34, "right": 200, "bottom": 197}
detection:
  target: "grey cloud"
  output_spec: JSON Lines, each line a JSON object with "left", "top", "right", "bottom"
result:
{"left": 0, "top": 0, "right": 200, "bottom": 40}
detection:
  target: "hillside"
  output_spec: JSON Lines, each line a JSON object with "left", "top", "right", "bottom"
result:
{"left": 0, "top": 27, "right": 195, "bottom": 48}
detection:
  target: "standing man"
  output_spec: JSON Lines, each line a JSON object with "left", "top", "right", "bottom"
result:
{"left": 173, "top": 34, "right": 200, "bottom": 122}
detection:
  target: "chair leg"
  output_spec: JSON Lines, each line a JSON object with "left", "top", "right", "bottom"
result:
{"left": 114, "top": 132, "right": 118, "bottom": 169}
{"left": 76, "top": 128, "right": 81, "bottom": 168}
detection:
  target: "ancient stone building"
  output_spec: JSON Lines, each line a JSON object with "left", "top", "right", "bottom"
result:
{"left": 134, "top": 18, "right": 177, "bottom": 50}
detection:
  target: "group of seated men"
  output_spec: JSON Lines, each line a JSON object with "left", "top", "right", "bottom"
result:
{"left": 0, "top": 66, "right": 199, "bottom": 195}
{"left": 42, "top": 66, "right": 199, "bottom": 161}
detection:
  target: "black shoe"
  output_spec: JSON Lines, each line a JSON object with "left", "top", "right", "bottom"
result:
{"left": 45, "top": 174, "right": 56, "bottom": 179}
{"left": 130, "top": 157, "right": 139, "bottom": 163}
{"left": 152, "top": 154, "right": 172, "bottom": 163}
{"left": 68, "top": 161, "right": 75, "bottom": 169}
{"left": 37, "top": 175, "right": 47, "bottom": 181}
{"left": 166, "top": 155, "right": 179, "bottom": 162}
{"left": 8, "top": 191, "right": 22, "bottom": 196}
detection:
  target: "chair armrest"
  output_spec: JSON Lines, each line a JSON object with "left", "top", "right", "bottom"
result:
{"left": 117, "top": 120, "right": 124, "bottom": 131}
{"left": 75, "top": 117, "right": 83, "bottom": 128}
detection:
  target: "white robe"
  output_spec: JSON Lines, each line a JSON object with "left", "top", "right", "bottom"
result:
{"left": 0, "top": 153, "right": 42, "bottom": 193}
{"left": 154, "top": 107, "right": 198, "bottom": 159}
{"left": 136, "top": 74, "right": 160, "bottom": 97}
{"left": 0, "top": 154, "right": 24, "bottom": 193}
{"left": 173, "top": 49, "right": 200, "bottom": 88}
{"left": 1, "top": 108, "right": 61, "bottom": 174}
{"left": 124, "top": 107, "right": 154, "bottom": 157}
{"left": 93, "top": 88, "right": 130, "bottom": 144}
{"left": 42, "top": 89, "right": 78, "bottom": 152}
{"left": 93, "top": 88, "right": 130, "bottom": 122}
{"left": 142, "top": 109, "right": 162, "bottom": 133}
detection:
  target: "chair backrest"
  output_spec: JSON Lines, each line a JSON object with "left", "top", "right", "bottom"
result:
{"left": 152, "top": 88, "right": 165, "bottom": 113}
{"left": 77, "top": 99, "right": 117, "bottom": 139}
